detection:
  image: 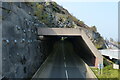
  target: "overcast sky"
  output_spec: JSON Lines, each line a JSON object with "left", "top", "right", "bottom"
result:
{"left": 55, "top": 1, "right": 118, "bottom": 41}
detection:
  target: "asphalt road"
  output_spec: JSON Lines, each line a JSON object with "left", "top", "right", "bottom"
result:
{"left": 32, "top": 40, "right": 97, "bottom": 79}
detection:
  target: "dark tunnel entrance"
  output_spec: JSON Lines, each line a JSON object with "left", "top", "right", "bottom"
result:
{"left": 41, "top": 36, "right": 96, "bottom": 67}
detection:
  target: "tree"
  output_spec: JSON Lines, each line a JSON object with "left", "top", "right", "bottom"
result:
{"left": 110, "top": 38, "right": 114, "bottom": 42}
{"left": 91, "top": 26, "right": 97, "bottom": 32}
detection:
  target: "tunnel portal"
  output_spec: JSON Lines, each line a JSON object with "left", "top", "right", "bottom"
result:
{"left": 41, "top": 35, "right": 96, "bottom": 67}
{"left": 38, "top": 28, "right": 103, "bottom": 67}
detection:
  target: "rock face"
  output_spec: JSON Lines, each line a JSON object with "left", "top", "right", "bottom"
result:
{"left": 1, "top": 2, "right": 105, "bottom": 79}
{"left": 83, "top": 28, "right": 105, "bottom": 49}
{"left": 2, "top": 2, "right": 54, "bottom": 78}
{"left": 32, "top": 2, "right": 76, "bottom": 28}
{"left": 32, "top": 2, "right": 105, "bottom": 48}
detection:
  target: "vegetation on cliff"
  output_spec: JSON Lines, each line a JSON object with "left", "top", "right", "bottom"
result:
{"left": 26, "top": 1, "right": 105, "bottom": 49}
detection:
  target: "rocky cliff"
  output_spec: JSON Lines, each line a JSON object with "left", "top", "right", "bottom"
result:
{"left": 31, "top": 2, "right": 105, "bottom": 49}
{"left": 2, "top": 2, "right": 55, "bottom": 79}
{"left": 1, "top": 1, "right": 105, "bottom": 79}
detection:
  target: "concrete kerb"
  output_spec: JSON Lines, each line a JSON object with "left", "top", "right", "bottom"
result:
{"left": 0, "top": 1, "right": 2, "bottom": 80}
{"left": 31, "top": 51, "right": 55, "bottom": 79}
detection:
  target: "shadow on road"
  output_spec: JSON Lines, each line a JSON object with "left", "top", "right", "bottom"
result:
{"left": 32, "top": 39, "right": 97, "bottom": 80}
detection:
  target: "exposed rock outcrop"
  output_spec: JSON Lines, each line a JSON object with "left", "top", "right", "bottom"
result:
{"left": 2, "top": 2, "right": 54, "bottom": 79}
{"left": 32, "top": 2, "right": 105, "bottom": 49}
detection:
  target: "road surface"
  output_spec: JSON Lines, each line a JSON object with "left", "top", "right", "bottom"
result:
{"left": 32, "top": 40, "right": 97, "bottom": 79}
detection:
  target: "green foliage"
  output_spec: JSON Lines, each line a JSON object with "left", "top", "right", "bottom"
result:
{"left": 70, "top": 15, "right": 79, "bottom": 23}
{"left": 94, "top": 41, "right": 104, "bottom": 49}
{"left": 103, "top": 57, "right": 113, "bottom": 66}
{"left": 52, "top": 2, "right": 57, "bottom": 7}
{"left": 93, "top": 34, "right": 105, "bottom": 49}
{"left": 33, "top": 3, "right": 49, "bottom": 24}
{"left": 78, "top": 20, "right": 84, "bottom": 24}
{"left": 91, "top": 57, "right": 119, "bottom": 79}
{"left": 95, "top": 44, "right": 102, "bottom": 49}
{"left": 36, "top": 3, "right": 44, "bottom": 9}
{"left": 118, "top": 42, "right": 120, "bottom": 44}
{"left": 41, "top": 13, "right": 49, "bottom": 23}
{"left": 69, "top": 15, "right": 85, "bottom": 27}
{"left": 91, "top": 26, "right": 97, "bottom": 32}
{"left": 110, "top": 38, "right": 114, "bottom": 42}
{"left": 52, "top": 6, "right": 60, "bottom": 13}
{"left": 34, "top": 3, "right": 44, "bottom": 17}
{"left": 91, "top": 65, "right": 119, "bottom": 79}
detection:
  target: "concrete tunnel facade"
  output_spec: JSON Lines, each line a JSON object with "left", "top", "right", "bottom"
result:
{"left": 38, "top": 28, "right": 103, "bottom": 67}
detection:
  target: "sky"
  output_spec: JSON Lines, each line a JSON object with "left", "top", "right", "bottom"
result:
{"left": 54, "top": 1, "right": 118, "bottom": 41}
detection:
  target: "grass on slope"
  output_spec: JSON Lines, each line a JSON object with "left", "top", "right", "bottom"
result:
{"left": 91, "top": 65, "right": 120, "bottom": 80}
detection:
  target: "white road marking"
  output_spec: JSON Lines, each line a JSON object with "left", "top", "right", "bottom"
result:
{"left": 65, "top": 70, "right": 69, "bottom": 80}
{"left": 64, "top": 62, "right": 66, "bottom": 68}
{"left": 62, "top": 41, "right": 68, "bottom": 79}
{"left": 64, "top": 56, "right": 66, "bottom": 60}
